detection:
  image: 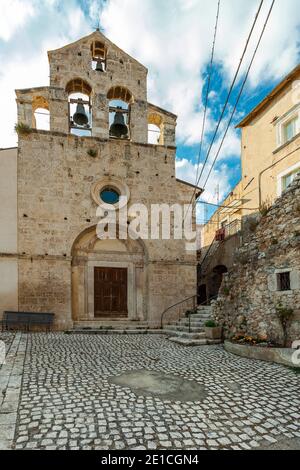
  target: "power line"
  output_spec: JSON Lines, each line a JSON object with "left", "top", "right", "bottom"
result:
{"left": 194, "top": 0, "right": 221, "bottom": 187}
{"left": 184, "top": 0, "right": 264, "bottom": 221}
{"left": 196, "top": 200, "right": 259, "bottom": 211}
{"left": 202, "top": 0, "right": 276, "bottom": 191}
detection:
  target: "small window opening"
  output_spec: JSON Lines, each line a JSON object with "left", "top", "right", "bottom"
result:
{"left": 148, "top": 124, "right": 161, "bottom": 144}
{"left": 283, "top": 117, "right": 297, "bottom": 143}
{"left": 32, "top": 96, "right": 50, "bottom": 131}
{"left": 34, "top": 107, "right": 50, "bottom": 131}
{"left": 282, "top": 168, "right": 300, "bottom": 192}
{"left": 277, "top": 272, "right": 291, "bottom": 291}
{"left": 148, "top": 112, "right": 163, "bottom": 145}
{"left": 91, "top": 41, "right": 106, "bottom": 72}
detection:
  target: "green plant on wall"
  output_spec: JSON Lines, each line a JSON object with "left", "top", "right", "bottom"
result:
{"left": 276, "top": 303, "right": 294, "bottom": 347}
{"left": 15, "top": 122, "right": 32, "bottom": 135}
{"left": 222, "top": 287, "right": 230, "bottom": 296}
{"left": 259, "top": 200, "right": 271, "bottom": 217}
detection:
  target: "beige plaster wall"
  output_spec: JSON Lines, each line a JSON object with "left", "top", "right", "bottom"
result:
{"left": 0, "top": 148, "right": 18, "bottom": 316}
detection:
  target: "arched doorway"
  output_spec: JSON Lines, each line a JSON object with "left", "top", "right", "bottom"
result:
{"left": 71, "top": 226, "right": 147, "bottom": 322}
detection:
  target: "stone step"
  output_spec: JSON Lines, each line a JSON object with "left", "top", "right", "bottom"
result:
{"left": 163, "top": 325, "right": 204, "bottom": 333}
{"left": 163, "top": 330, "right": 206, "bottom": 339}
{"left": 65, "top": 329, "right": 164, "bottom": 335}
{"left": 178, "top": 316, "right": 210, "bottom": 323}
{"left": 169, "top": 337, "right": 209, "bottom": 346}
{"left": 183, "top": 314, "right": 211, "bottom": 320}
{"left": 169, "top": 337, "right": 222, "bottom": 346}
{"left": 74, "top": 321, "right": 149, "bottom": 330}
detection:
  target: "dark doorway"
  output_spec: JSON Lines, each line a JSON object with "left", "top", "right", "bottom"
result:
{"left": 198, "top": 284, "right": 207, "bottom": 305}
{"left": 209, "top": 265, "right": 228, "bottom": 298}
{"left": 94, "top": 267, "right": 128, "bottom": 318}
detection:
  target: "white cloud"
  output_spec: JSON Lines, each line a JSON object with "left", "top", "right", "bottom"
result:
{"left": 0, "top": 0, "right": 35, "bottom": 41}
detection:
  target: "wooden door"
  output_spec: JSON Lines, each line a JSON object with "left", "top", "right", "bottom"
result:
{"left": 94, "top": 267, "right": 128, "bottom": 318}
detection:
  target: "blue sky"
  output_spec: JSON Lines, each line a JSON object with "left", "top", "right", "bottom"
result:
{"left": 1, "top": 0, "right": 300, "bottom": 222}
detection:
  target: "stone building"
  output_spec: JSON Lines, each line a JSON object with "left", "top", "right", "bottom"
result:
{"left": 199, "top": 64, "right": 300, "bottom": 302}
{"left": 0, "top": 31, "right": 200, "bottom": 330}
{"left": 212, "top": 174, "right": 300, "bottom": 346}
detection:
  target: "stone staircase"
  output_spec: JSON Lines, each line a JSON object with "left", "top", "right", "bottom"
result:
{"left": 163, "top": 306, "right": 222, "bottom": 346}
{"left": 65, "top": 320, "right": 163, "bottom": 335}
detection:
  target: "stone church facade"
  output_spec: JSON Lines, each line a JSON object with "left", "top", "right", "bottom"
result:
{"left": 0, "top": 32, "right": 199, "bottom": 330}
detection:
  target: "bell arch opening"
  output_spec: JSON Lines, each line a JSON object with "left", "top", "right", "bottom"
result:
{"left": 107, "top": 87, "right": 134, "bottom": 140}
{"left": 91, "top": 40, "right": 107, "bottom": 72}
{"left": 71, "top": 225, "right": 147, "bottom": 323}
{"left": 32, "top": 96, "right": 50, "bottom": 131}
{"left": 148, "top": 112, "right": 163, "bottom": 145}
{"left": 66, "top": 79, "right": 92, "bottom": 136}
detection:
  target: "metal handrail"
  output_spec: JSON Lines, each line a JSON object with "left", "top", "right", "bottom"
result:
{"left": 160, "top": 295, "right": 197, "bottom": 329}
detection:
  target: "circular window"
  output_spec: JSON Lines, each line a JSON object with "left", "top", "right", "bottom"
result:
{"left": 100, "top": 187, "right": 120, "bottom": 205}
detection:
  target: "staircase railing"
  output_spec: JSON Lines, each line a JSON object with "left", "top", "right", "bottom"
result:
{"left": 160, "top": 295, "right": 197, "bottom": 329}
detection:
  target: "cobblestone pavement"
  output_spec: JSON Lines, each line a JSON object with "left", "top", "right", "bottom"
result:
{"left": 0, "top": 332, "right": 16, "bottom": 364}
{"left": 8, "top": 333, "right": 300, "bottom": 450}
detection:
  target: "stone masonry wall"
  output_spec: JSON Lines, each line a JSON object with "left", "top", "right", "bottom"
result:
{"left": 212, "top": 174, "right": 300, "bottom": 346}
{"left": 17, "top": 131, "right": 197, "bottom": 328}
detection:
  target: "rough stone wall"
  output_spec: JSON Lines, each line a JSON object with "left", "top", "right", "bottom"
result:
{"left": 212, "top": 174, "right": 300, "bottom": 346}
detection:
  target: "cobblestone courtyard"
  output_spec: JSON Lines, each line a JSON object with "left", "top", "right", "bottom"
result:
{"left": 0, "top": 333, "right": 299, "bottom": 450}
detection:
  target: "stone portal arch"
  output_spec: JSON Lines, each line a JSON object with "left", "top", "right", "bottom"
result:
{"left": 71, "top": 225, "right": 147, "bottom": 323}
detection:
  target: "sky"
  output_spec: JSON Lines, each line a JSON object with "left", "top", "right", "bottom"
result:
{"left": 0, "top": 0, "right": 300, "bottom": 223}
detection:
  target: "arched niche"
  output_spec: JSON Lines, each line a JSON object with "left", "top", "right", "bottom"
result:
{"left": 71, "top": 225, "right": 147, "bottom": 323}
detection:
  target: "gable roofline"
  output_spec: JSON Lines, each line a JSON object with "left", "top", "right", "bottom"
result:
{"left": 236, "top": 64, "right": 300, "bottom": 128}
{"left": 47, "top": 31, "right": 148, "bottom": 71}
{"left": 176, "top": 178, "right": 203, "bottom": 194}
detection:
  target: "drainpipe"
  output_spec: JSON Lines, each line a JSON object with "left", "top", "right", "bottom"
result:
{"left": 258, "top": 144, "right": 300, "bottom": 208}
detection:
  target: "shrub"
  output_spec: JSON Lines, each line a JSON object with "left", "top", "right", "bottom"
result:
{"left": 15, "top": 122, "right": 32, "bottom": 135}
{"left": 205, "top": 320, "right": 217, "bottom": 328}
{"left": 222, "top": 287, "right": 230, "bottom": 296}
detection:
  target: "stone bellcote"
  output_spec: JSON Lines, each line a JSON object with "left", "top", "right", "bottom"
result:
{"left": 15, "top": 31, "right": 177, "bottom": 146}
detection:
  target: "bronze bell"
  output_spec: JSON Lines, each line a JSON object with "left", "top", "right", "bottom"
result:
{"left": 73, "top": 99, "right": 89, "bottom": 126}
{"left": 95, "top": 60, "right": 104, "bottom": 72}
{"left": 109, "top": 107, "right": 128, "bottom": 138}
